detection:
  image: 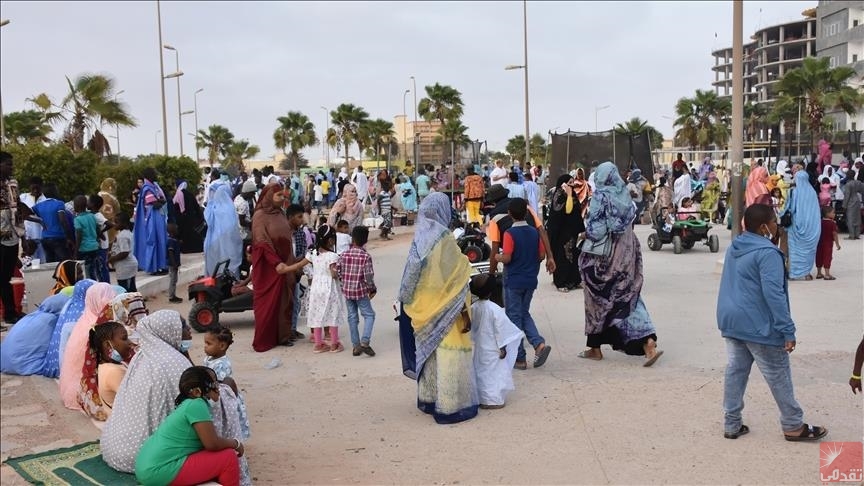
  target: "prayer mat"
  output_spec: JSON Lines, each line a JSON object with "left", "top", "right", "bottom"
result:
{"left": 3, "top": 441, "right": 137, "bottom": 486}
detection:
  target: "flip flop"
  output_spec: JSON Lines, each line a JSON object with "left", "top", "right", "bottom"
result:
{"left": 816, "top": 275, "right": 824, "bottom": 279}
{"left": 643, "top": 350, "right": 664, "bottom": 367}
{"left": 724, "top": 424, "right": 750, "bottom": 439}
{"left": 577, "top": 350, "right": 602, "bottom": 361}
{"left": 784, "top": 424, "right": 828, "bottom": 442}
{"left": 533, "top": 345, "right": 551, "bottom": 368}
{"left": 824, "top": 275, "right": 836, "bottom": 281}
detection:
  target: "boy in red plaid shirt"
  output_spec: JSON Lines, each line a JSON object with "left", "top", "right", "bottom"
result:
{"left": 336, "top": 226, "right": 377, "bottom": 357}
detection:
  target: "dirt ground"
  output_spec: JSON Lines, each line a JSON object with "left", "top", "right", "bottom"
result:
{"left": 2, "top": 225, "right": 862, "bottom": 485}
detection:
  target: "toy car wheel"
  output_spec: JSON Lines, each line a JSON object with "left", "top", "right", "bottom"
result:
{"left": 189, "top": 301, "right": 219, "bottom": 332}
{"left": 709, "top": 234, "right": 720, "bottom": 253}
{"left": 464, "top": 244, "right": 483, "bottom": 264}
{"left": 647, "top": 233, "right": 662, "bottom": 251}
{"left": 481, "top": 243, "right": 492, "bottom": 261}
{"left": 672, "top": 235, "right": 683, "bottom": 254}
{"left": 682, "top": 239, "right": 695, "bottom": 250}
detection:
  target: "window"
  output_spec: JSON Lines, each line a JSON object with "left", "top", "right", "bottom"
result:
{"left": 854, "top": 20, "right": 859, "bottom": 27}
{"left": 829, "top": 56, "right": 838, "bottom": 68}
{"left": 854, "top": 54, "right": 859, "bottom": 63}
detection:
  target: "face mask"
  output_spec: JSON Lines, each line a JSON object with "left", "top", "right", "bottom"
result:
{"left": 207, "top": 398, "right": 219, "bottom": 406}
{"left": 109, "top": 347, "right": 123, "bottom": 363}
{"left": 179, "top": 339, "right": 192, "bottom": 353}
{"left": 220, "top": 174, "right": 229, "bottom": 182}
{"left": 762, "top": 225, "right": 773, "bottom": 241}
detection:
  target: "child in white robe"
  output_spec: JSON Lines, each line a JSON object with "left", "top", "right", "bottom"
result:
{"left": 469, "top": 274, "right": 524, "bottom": 409}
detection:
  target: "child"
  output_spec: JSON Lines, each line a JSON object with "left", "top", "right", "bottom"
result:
{"left": 313, "top": 179, "right": 324, "bottom": 216}
{"left": 469, "top": 273, "right": 524, "bottom": 409}
{"left": 167, "top": 223, "right": 182, "bottom": 303}
{"left": 73, "top": 195, "right": 102, "bottom": 281}
{"left": 498, "top": 198, "right": 551, "bottom": 370}
{"left": 88, "top": 194, "right": 112, "bottom": 283}
{"left": 202, "top": 325, "right": 251, "bottom": 450}
{"left": 815, "top": 206, "right": 841, "bottom": 280}
{"left": 770, "top": 188, "right": 785, "bottom": 219}
{"left": 231, "top": 246, "right": 253, "bottom": 296}
{"left": 336, "top": 226, "right": 377, "bottom": 357}
{"left": 677, "top": 197, "right": 701, "bottom": 221}
{"left": 377, "top": 181, "right": 393, "bottom": 240}
{"left": 109, "top": 213, "right": 138, "bottom": 292}
{"left": 302, "top": 225, "right": 347, "bottom": 353}
{"left": 86, "top": 321, "right": 133, "bottom": 419}
{"left": 818, "top": 176, "right": 832, "bottom": 207}
{"left": 335, "top": 220, "right": 351, "bottom": 254}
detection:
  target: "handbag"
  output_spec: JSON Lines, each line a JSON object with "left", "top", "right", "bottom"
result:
{"left": 780, "top": 211, "right": 793, "bottom": 228}
{"left": 580, "top": 233, "right": 612, "bottom": 258}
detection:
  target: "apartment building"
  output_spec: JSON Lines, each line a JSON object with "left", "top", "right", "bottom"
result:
{"left": 816, "top": 0, "right": 864, "bottom": 132}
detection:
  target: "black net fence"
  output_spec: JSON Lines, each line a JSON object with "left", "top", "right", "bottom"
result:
{"left": 549, "top": 130, "right": 654, "bottom": 185}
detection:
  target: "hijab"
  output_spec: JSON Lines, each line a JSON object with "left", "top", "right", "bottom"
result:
{"left": 43, "top": 279, "right": 96, "bottom": 378}
{"left": 100, "top": 178, "right": 117, "bottom": 195}
{"left": 745, "top": 166, "right": 770, "bottom": 206}
{"left": 51, "top": 260, "right": 82, "bottom": 295}
{"left": 100, "top": 310, "right": 191, "bottom": 473}
{"left": 585, "top": 162, "right": 636, "bottom": 239}
{"left": 173, "top": 180, "right": 188, "bottom": 214}
{"left": 399, "top": 192, "right": 453, "bottom": 304}
{"left": 252, "top": 183, "right": 293, "bottom": 259}
{"left": 572, "top": 167, "right": 591, "bottom": 204}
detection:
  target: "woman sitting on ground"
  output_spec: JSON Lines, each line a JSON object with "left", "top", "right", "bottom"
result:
{"left": 135, "top": 366, "right": 243, "bottom": 486}
{"left": 84, "top": 321, "right": 134, "bottom": 419}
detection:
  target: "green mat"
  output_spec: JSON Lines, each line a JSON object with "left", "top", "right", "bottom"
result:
{"left": 3, "top": 441, "right": 137, "bottom": 486}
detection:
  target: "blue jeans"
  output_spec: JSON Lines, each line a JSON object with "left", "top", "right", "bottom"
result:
{"left": 723, "top": 338, "right": 804, "bottom": 434}
{"left": 504, "top": 287, "right": 544, "bottom": 362}
{"left": 346, "top": 297, "right": 375, "bottom": 346}
{"left": 292, "top": 281, "right": 301, "bottom": 331}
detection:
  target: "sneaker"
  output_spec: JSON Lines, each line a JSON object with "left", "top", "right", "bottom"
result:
{"left": 361, "top": 344, "right": 376, "bottom": 357}
{"left": 312, "top": 343, "right": 329, "bottom": 353}
{"left": 168, "top": 296, "right": 183, "bottom": 303}
{"left": 352, "top": 345, "right": 362, "bottom": 356}
{"left": 329, "top": 342, "right": 345, "bottom": 353}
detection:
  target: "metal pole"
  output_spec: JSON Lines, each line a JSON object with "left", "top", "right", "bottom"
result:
{"left": 731, "top": 0, "right": 744, "bottom": 238}
{"left": 157, "top": 1, "right": 169, "bottom": 155}
{"left": 410, "top": 76, "right": 418, "bottom": 167}
{"left": 173, "top": 49, "right": 184, "bottom": 156}
{"left": 402, "top": 90, "right": 409, "bottom": 162}
{"left": 114, "top": 90, "right": 124, "bottom": 159}
{"left": 522, "top": 0, "right": 530, "bottom": 168}
{"left": 796, "top": 96, "right": 802, "bottom": 158}
{"left": 155, "top": 129, "right": 161, "bottom": 153}
{"left": 0, "top": 19, "right": 9, "bottom": 148}
{"left": 194, "top": 88, "right": 203, "bottom": 164}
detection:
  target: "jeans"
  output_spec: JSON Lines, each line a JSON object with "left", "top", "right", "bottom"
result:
{"left": 504, "top": 287, "right": 544, "bottom": 362}
{"left": 1, "top": 243, "right": 19, "bottom": 320}
{"left": 346, "top": 297, "right": 376, "bottom": 346}
{"left": 80, "top": 250, "right": 102, "bottom": 282}
{"left": 42, "top": 238, "right": 70, "bottom": 263}
{"left": 117, "top": 276, "right": 137, "bottom": 293}
{"left": 168, "top": 265, "right": 179, "bottom": 298}
{"left": 292, "top": 281, "right": 301, "bottom": 331}
{"left": 723, "top": 337, "right": 804, "bottom": 434}
{"left": 98, "top": 249, "right": 110, "bottom": 282}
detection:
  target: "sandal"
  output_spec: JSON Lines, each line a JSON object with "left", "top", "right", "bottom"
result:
{"left": 577, "top": 349, "right": 602, "bottom": 361}
{"left": 823, "top": 275, "right": 836, "bottom": 281}
{"left": 643, "top": 350, "right": 664, "bottom": 367}
{"left": 816, "top": 274, "right": 824, "bottom": 279}
{"left": 556, "top": 287, "right": 570, "bottom": 293}
{"left": 724, "top": 424, "right": 750, "bottom": 439}
{"left": 784, "top": 423, "right": 828, "bottom": 442}
{"left": 329, "top": 342, "right": 345, "bottom": 353}
{"left": 533, "top": 344, "right": 551, "bottom": 368}
{"left": 513, "top": 361, "right": 527, "bottom": 370}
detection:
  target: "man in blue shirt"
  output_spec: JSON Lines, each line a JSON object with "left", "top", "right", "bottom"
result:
{"left": 30, "top": 184, "right": 73, "bottom": 263}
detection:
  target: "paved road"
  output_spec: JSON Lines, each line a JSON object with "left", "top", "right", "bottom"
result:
{"left": 2, "top": 224, "right": 862, "bottom": 485}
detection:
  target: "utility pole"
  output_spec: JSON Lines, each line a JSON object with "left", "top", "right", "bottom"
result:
{"left": 730, "top": 0, "right": 744, "bottom": 238}
{"left": 156, "top": 0, "right": 169, "bottom": 155}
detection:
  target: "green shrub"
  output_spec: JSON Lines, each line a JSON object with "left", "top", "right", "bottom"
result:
{"left": 7, "top": 142, "right": 100, "bottom": 201}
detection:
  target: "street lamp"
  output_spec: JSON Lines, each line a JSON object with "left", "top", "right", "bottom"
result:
{"left": 409, "top": 75, "right": 419, "bottom": 167}
{"left": 320, "top": 106, "right": 330, "bottom": 167}
{"left": 163, "top": 44, "right": 187, "bottom": 156}
{"left": 154, "top": 129, "right": 162, "bottom": 154}
{"left": 730, "top": 0, "right": 744, "bottom": 238}
{"left": 193, "top": 88, "right": 203, "bottom": 164}
{"left": 402, "top": 89, "right": 410, "bottom": 164}
{"left": 594, "top": 105, "right": 611, "bottom": 132}
{"left": 0, "top": 19, "right": 10, "bottom": 148}
{"left": 502, "top": 0, "right": 529, "bottom": 168}
{"left": 113, "top": 90, "right": 125, "bottom": 159}
{"left": 156, "top": 1, "right": 168, "bottom": 155}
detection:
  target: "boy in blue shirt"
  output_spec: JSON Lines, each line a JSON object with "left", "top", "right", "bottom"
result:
{"left": 73, "top": 195, "right": 102, "bottom": 281}
{"left": 717, "top": 203, "right": 827, "bottom": 442}
{"left": 498, "top": 198, "right": 551, "bottom": 370}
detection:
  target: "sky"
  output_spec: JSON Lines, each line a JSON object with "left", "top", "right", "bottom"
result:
{"left": 0, "top": 0, "right": 815, "bottom": 162}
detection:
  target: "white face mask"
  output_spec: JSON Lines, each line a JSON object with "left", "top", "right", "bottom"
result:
{"left": 762, "top": 224, "right": 773, "bottom": 241}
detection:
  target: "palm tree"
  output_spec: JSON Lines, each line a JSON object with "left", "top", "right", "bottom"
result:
{"left": 436, "top": 119, "right": 471, "bottom": 163}
{"left": 224, "top": 140, "right": 260, "bottom": 174}
{"left": 505, "top": 133, "right": 547, "bottom": 164}
{"left": 775, "top": 57, "right": 862, "bottom": 149}
{"left": 363, "top": 119, "right": 397, "bottom": 167}
{"left": 418, "top": 83, "right": 464, "bottom": 124}
{"left": 196, "top": 124, "right": 235, "bottom": 167}
{"left": 273, "top": 111, "right": 318, "bottom": 172}
{"left": 2, "top": 110, "right": 53, "bottom": 144}
{"left": 743, "top": 102, "right": 768, "bottom": 142}
{"left": 329, "top": 103, "right": 369, "bottom": 168}
{"left": 673, "top": 89, "right": 731, "bottom": 150}
{"left": 47, "top": 74, "right": 136, "bottom": 154}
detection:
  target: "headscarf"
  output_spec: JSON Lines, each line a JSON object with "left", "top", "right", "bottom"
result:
{"left": 251, "top": 183, "right": 293, "bottom": 260}
{"left": 628, "top": 169, "right": 643, "bottom": 183}
{"left": 100, "top": 178, "right": 117, "bottom": 195}
{"left": 173, "top": 180, "right": 187, "bottom": 214}
{"left": 98, "top": 178, "right": 121, "bottom": 237}
{"left": 328, "top": 184, "right": 364, "bottom": 229}
{"left": 51, "top": 260, "right": 82, "bottom": 295}
{"left": 100, "top": 310, "right": 191, "bottom": 473}
{"left": 398, "top": 192, "right": 471, "bottom": 376}
{"left": 572, "top": 167, "right": 591, "bottom": 206}
{"left": 204, "top": 179, "right": 243, "bottom": 277}
{"left": 673, "top": 172, "right": 693, "bottom": 206}
{"left": 584, "top": 162, "right": 636, "bottom": 241}
{"left": 110, "top": 292, "right": 148, "bottom": 345}
{"left": 59, "top": 282, "right": 118, "bottom": 410}
{"left": 745, "top": 166, "right": 770, "bottom": 206}
{"left": 784, "top": 170, "right": 821, "bottom": 279}
{"left": 775, "top": 159, "right": 789, "bottom": 177}
{"left": 42, "top": 279, "right": 96, "bottom": 378}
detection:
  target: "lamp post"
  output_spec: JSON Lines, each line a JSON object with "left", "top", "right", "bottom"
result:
{"left": 163, "top": 44, "right": 186, "bottom": 156}
{"left": 402, "top": 89, "right": 410, "bottom": 162}
{"left": 594, "top": 105, "right": 610, "bottom": 132}
{"left": 156, "top": 1, "right": 168, "bottom": 155}
{"left": 113, "top": 90, "right": 125, "bottom": 159}
{"left": 410, "top": 75, "right": 419, "bottom": 167}
{"left": 320, "top": 106, "right": 330, "bottom": 167}
{"left": 503, "top": 0, "right": 530, "bottom": 168}
{"left": 193, "top": 88, "right": 203, "bottom": 164}
{"left": 0, "top": 19, "right": 10, "bottom": 148}
{"left": 154, "top": 129, "right": 161, "bottom": 154}
{"left": 730, "top": 0, "right": 744, "bottom": 238}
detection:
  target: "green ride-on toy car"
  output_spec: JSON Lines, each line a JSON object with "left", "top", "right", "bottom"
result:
{"left": 647, "top": 213, "right": 719, "bottom": 254}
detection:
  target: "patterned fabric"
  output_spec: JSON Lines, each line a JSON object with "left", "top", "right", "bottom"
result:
{"left": 1, "top": 177, "right": 21, "bottom": 245}
{"left": 4, "top": 441, "right": 138, "bottom": 486}
{"left": 42, "top": 280, "right": 95, "bottom": 378}
{"left": 305, "top": 250, "right": 348, "bottom": 329}
{"left": 585, "top": 162, "right": 636, "bottom": 243}
{"left": 101, "top": 310, "right": 191, "bottom": 473}
{"left": 51, "top": 260, "right": 83, "bottom": 295}
{"left": 210, "top": 385, "right": 252, "bottom": 486}
{"left": 336, "top": 246, "right": 376, "bottom": 300}
{"left": 463, "top": 174, "right": 484, "bottom": 200}
{"left": 292, "top": 229, "right": 307, "bottom": 258}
